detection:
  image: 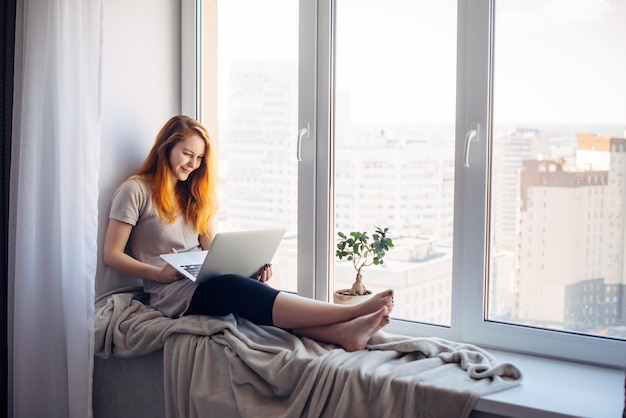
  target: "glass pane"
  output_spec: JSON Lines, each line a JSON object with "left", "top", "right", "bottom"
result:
{"left": 333, "top": 0, "right": 457, "bottom": 325}
{"left": 489, "top": 0, "right": 626, "bottom": 339}
{"left": 203, "top": 0, "right": 299, "bottom": 292}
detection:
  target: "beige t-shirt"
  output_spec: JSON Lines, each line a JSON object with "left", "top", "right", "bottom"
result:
{"left": 109, "top": 177, "right": 199, "bottom": 317}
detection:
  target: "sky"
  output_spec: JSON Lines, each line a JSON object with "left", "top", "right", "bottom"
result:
{"left": 493, "top": 0, "right": 626, "bottom": 124}
{"left": 215, "top": 0, "right": 626, "bottom": 126}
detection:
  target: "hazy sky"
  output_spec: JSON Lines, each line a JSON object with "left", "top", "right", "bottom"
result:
{"left": 493, "top": 0, "right": 626, "bottom": 124}
{"left": 216, "top": 0, "right": 626, "bottom": 126}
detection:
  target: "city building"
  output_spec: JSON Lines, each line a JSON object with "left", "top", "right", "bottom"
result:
{"left": 516, "top": 135, "right": 626, "bottom": 329}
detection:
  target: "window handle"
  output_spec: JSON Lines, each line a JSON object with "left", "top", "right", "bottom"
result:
{"left": 463, "top": 123, "right": 480, "bottom": 168}
{"left": 297, "top": 122, "right": 310, "bottom": 161}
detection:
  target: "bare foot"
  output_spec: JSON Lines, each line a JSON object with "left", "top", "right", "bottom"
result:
{"left": 355, "top": 289, "right": 394, "bottom": 317}
{"left": 338, "top": 306, "right": 390, "bottom": 352}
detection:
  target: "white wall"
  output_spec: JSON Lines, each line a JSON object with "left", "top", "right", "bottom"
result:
{"left": 96, "top": 0, "right": 182, "bottom": 296}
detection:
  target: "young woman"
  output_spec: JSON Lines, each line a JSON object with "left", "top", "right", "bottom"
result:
{"left": 103, "top": 115, "right": 394, "bottom": 351}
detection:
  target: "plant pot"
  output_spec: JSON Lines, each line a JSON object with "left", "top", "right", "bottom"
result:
{"left": 333, "top": 289, "right": 373, "bottom": 305}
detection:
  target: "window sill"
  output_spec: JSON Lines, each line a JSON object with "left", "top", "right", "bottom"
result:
{"left": 472, "top": 349, "right": 625, "bottom": 418}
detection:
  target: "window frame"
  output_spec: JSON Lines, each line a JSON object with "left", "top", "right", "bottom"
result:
{"left": 298, "top": 0, "right": 333, "bottom": 301}
{"left": 181, "top": 0, "right": 202, "bottom": 119}
{"left": 191, "top": 0, "right": 626, "bottom": 368}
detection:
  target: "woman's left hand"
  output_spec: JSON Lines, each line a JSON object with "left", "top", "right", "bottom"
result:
{"left": 254, "top": 264, "right": 273, "bottom": 283}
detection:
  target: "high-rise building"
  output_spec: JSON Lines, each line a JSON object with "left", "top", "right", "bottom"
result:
{"left": 607, "top": 137, "right": 626, "bottom": 284}
{"left": 516, "top": 135, "right": 626, "bottom": 330}
{"left": 492, "top": 128, "right": 550, "bottom": 251}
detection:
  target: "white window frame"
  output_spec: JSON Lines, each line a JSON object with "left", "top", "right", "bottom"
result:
{"left": 297, "top": 0, "right": 333, "bottom": 301}
{"left": 189, "top": 0, "right": 626, "bottom": 368}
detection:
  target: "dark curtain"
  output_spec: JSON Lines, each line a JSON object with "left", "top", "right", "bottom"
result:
{"left": 1, "top": 0, "right": 16, "bottom": 415}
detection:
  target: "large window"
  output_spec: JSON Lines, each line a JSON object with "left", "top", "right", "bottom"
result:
{"left": 197, "top": 0, "right": 626, "bottom": 366}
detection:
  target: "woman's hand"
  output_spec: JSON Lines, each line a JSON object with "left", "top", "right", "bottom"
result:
{"left": 159, "top": 263, "right": 184, "bottom": 283}
{"left": 158, "top": 248, "right": 184, "bottom": 283}
{"left": 253, "top": 264, "right": 273, "bottom": 283}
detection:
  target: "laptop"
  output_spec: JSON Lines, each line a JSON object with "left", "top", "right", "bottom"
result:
{"left": 160, "top": 228, "right": 285, "bottom": 283}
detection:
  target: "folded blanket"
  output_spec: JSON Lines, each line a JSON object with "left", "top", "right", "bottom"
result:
{"left": 95, "top": 292, "right": 523, "bottom": 418}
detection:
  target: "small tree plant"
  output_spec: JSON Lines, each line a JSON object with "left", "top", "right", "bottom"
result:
{"left": 335, "top": 227, "right": 394, "bottom": 296}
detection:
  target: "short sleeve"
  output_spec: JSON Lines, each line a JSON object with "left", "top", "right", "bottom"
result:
{"left": 109, "top": 179, "right": 149, "bottom": 226}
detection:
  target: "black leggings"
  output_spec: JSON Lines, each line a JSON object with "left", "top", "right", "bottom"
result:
{"left": 184, "top": 274, "right": 280, "bottom": 326}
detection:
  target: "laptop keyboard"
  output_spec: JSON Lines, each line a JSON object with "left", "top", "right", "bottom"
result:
{"left": 181, "top": 264, "right": 201, "bottom": 278}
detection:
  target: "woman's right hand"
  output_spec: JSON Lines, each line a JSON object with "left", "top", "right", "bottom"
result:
{"left": 157, "top": 247, "right": 184, "bottom": 283}
{"left": 159, "top": 263, "right": 184, "bottom": 283}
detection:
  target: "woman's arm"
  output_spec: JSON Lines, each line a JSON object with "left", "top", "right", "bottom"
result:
{"left": 103, "top": 218, "right": 182, "bottom": 283}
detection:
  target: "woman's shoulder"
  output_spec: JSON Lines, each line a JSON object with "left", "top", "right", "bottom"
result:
{"left": 109, "top": 176, "right": 156, "bottom": 223}
{"left": 118, "top": 176, "right": 152, "bottom": 194}
{"left": 111, "top": 176, "right": 153, "bottom": 206}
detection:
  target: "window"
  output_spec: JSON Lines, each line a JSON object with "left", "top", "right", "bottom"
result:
{"left": 196, "top": 0, "right": 626, "bottom": 366}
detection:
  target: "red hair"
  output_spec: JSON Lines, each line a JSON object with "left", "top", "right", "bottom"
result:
{"left": 134, "top": 115, "right": 218, "bottom": 235}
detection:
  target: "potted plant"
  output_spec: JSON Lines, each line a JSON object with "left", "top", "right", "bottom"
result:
{"left": 334, "top": 227, "right": 394, "bottom": 305}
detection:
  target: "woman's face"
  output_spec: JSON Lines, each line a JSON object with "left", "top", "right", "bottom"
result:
{"left": 168, "top": 134, "right": 206, "bottom": 182}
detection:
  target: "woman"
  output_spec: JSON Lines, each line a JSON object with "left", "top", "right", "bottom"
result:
{"left": 103, "top": 115, "right": 394, "bottom": 351}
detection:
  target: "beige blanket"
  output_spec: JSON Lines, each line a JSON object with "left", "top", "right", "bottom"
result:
{"left": 95, "top": 292, "right": 522, "bottom": 418}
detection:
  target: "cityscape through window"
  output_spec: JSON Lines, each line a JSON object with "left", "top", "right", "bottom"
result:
{"left": 202, "top": 0, "right": 626, "bottom": 362}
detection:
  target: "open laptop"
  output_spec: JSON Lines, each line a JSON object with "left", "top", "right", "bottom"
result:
{"left": 160, "top": 228, "right": 285, "bottom": 283}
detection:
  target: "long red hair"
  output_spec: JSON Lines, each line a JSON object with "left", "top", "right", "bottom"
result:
{"left": 134, "top": 115, "right": 218, "bottom": 235}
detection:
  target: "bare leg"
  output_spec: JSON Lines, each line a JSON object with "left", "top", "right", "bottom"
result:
{"left": 272, "top": 289, "right": 394, "bottom": 329}
{"left": 293, "top": 307, "right": 390, "bottom": 352}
